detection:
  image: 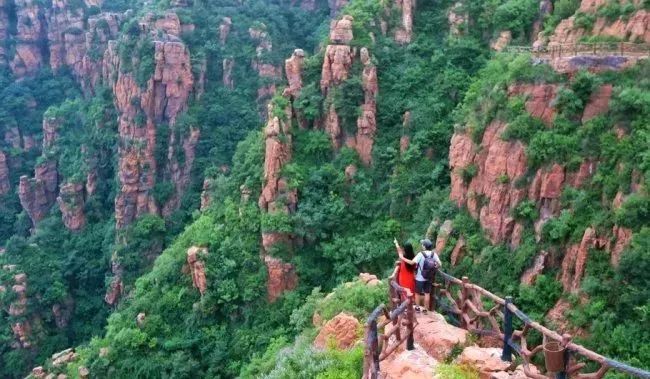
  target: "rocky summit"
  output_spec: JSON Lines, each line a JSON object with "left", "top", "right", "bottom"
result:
{"left": 0, "top": 0, "right": 647, "bottom": 377}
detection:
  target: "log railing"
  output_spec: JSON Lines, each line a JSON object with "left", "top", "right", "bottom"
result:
{"left": 362, "top": 276, "right": 416, "bottom": 379}
{"left": 430, "top": 269, "right": 650, "bottom": 379}
{"left": 504, "top": 42, "right": 650, "bottom": 59}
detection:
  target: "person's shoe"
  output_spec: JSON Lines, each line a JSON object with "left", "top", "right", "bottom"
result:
{"left": 423, "top": 309, "right": 428, "bottom": 315}
{"left": 415, "top": 306, "right": 421, "bottom": 313}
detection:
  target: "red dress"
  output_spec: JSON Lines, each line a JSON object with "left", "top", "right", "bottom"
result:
{"left": 398, "top": 261, "right": 416, "bottom": 295}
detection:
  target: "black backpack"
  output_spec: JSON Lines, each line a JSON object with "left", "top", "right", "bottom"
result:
{"left": 421, "top": 251, "right": 438, "bottom": 280}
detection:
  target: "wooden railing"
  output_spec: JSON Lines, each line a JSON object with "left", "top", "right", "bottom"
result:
{"left": 362, "top": 278, "right": 416, "bottom": 379}
{"left": 504, "top": 42, "right": 650, "bottom": 59}
{"left": 361, "top": 263, "right": 650, "bottom": 379}
{"left": 430, "top": 269, "right": 650, "bottom": 379}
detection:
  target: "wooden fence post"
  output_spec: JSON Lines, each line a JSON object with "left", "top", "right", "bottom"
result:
{"left": 430, "top": 269, "right": 437, "bottom": 312}
{"left": 502, "top": 296, "right": 513, "bottom": 362}
{"left": 407, "top": 292, "right": 415, "bottom": 351}
{"left": 460, "top": 276, "right": 469, "bottom": 329}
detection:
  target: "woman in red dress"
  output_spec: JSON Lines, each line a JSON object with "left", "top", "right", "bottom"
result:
{"left": 393, "top": 240, "right": 416, "bottom": 295}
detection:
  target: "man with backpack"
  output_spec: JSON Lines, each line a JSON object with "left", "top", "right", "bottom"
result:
{"left": 399, "top": 238, "right": 441, "bottom": 314}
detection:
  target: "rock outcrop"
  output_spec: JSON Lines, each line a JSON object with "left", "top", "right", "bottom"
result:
{"left": 57, "top": 182, "right": 86, "bottom": 231}
{"left": 0, "top": 151, "right": 9, "bottom": 195}
{"left": 448, "top": 2, "right": 467, "bottom": 36}
{"left": 264, "top": 255, "right": 299, "bottom": 302}
{"left": 313, "top": 312, "right": 361, "bottom": 349}
{"left": 223, "top": 58, "right": 235, "bottom": 89}
{"left": 10, "top": 0, "right": 47, "bottom": 78}
{"left": 394, "top": 0, "right": 414, "bottom": 44}
{"left": 320, "top": 17, "right": 378, "bottom": 164}
{"left": 456, "top": 347, "right": 511, "bottom": 378}
{"left": 328, "top": 0, "right": 348, "bottom": 16}
{"left": 105, "top": 28, "right": 195, "bottom": 229}
{"left": 449, "top": 121, "right": 527, "bottom": 244}
{"left": 249, "top": 24, "right": 281, "bottom": 109}
{"left": 413, "top": 312, "right": 468, "bottom": 361}
{"left": 284, "top": 49, "right": 305, "bottom": 98}
{"left": 259, "top": 99, "right": 299, "bottom": 302}
{"left": 381, "top": 348, "right": 439, "bottom": 379}
{"left": 219, "top": 17, "right": 232, "bottom": 45}
{"left": 186, "top": 246, "right": 208, "bottom": 295}
{"left": 560, "top": 227, "right": 609, "bottom": 293}
{"left": 19, "top": 160, "right": 59, "bottom": 226}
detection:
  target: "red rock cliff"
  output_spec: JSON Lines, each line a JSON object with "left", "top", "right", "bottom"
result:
{"left": 10, "top": 0, "right": 47, "bottom": 78}
{"left": 57, "top": 182, "right": 86, "bottom": 231}
{"left": 448, "top": 82, "right": 635, "bottom": 292}
{"left": 258, "top": 99, "right": 299, "bottom": 302}
{"left": 104, "top": 26, "right": 194, "bottom": 229}
{"left": 320, "top": 16, "right": 378, "bottom": 164}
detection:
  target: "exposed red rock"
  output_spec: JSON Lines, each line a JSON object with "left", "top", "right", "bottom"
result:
{"left": 104, "top": 276, "right": 122, "bottom": 306}
{"left": 42, "top": 116, "right": 60, "bottom": 151}
{"left": 313, "top": 312, "right": 361, "bottom": 349}
{"left": 560, "top": 227, "right": 609, "bottom": 292}
{"left": 413, "top": 312, "right": 468, "bottom": 361}
{"left": 358, "top": 272, "right": 381, "bottom": 286}
{"left": 354, "top": 48, "right": 378, "bottom": 165}
{"left": 162, "top": 126, "right": 200, "bottom": 217}
{"left": 219, "top": 17, "right": 232, "bottom": 45}
{"left": 450, "top": 122, "right": 527, "bottom": 244}
{"left": 320, "top": 45, "right": 354, "bottom": 93}
{"left": 186, "top": 246, "right": 208, "bottom": 295}
{"left": 394, "top": 0, "right": 414, "bottom": 44}
{"left": 52, "top": 296, "right": 74, "bottom": 329}
{"left": 566, "top": 160, "right": 596, "bottom": 188}
{"left": 490, "top": 30, "right": 512, "bottom": 52}
{"left": 451, "top": 236, "right": 466, "bottom": 266}
{"left": 400, "top": 111, "right": 411, "bottom": 154}
{"left": 223, "top": 58, "right": 235, "bottom": 89}
{"left": 105, "top": 34, "right": 194, "bottom": 229}
{"left": 264, "top": 255, "right": 298, "bottom": 302}
{"left": 57, "top": 182, "right": 86, "bottom": 231}
{"left": 284, "top": 49, "right": 305, "bottom": 98}
{"left": 52, "top": 348, "right": 77, "bottom": 367}
{"left": 0, "top": 151, "right": 9, "bottom": 195}
{"left": 456, "top": 347, "right": 511, "bottom": 378}
{"left": 520, "top": 251, "right": 548, "bottom": 285}
{"left": 582, "top": 84, "right": 612, "bottom": 122}
{"left": 10, "top": 0, "right": 47, "bottom": 78}
{"left": 448, "top": 2, "right": 468, "bottom": 36}
{"left": 508, "top": 84, "right": 557, "bottom": 126}
{"left": 200, "top": 178, "right": 213, "bottom": 211}
{"left": 436, "top": 220, "right": 454, "bottom": 252}
{"left": 381, "top": 348, "right": 439, "bottom": 379}
{"left": 19, "top": 160, "right": 59, "bottom": 226}
{"left": 611, "top": 225, "right": 632, "bottom": 267}
{"left": 153, "top": 12, "right": 182, "bottom": 37}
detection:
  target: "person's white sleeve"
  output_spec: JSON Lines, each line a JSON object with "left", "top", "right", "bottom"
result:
{"left": 414, "top": 253, "right": 423, "bottom": 265}
{"left": 435, "top": 253, "right": 442, "bottom": 267}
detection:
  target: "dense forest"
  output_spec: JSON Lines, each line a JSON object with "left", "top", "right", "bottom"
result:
{"left": 0, "top": 0, "right": 647, "bottom": 377}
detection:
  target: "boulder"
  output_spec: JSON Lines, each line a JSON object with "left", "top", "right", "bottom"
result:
{"left": 413, "top": 312, "right": 468, "bottom": 361}
{"left": 381, "top": 348, "right": 438, "bottom": 379}
{"left": 313, "top": 312, "right": 361, "bottom": 350}
{"left": 456, "top": 346, "right": 511, "bottom": 379}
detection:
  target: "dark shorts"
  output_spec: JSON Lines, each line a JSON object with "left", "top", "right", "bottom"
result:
{"left": 416, "top": 280, "right": 431, "bottom": 295}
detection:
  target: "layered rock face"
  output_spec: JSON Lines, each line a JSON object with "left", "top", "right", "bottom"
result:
{"left": 57, "top": 182, "right": 86, "bottom": 231}
{"left": 19, "top": 160, "right": 59, "bottom": 226}
{"left": 1, "top": 270, "right": 32, "bottom": 349}
{"left": 10, "top": 0, "right": 47, "bottom": 78}
{"left": 313, "top": 312, "right": 361, "bottom": 350}
{"left": 249, "top": 25, "right": 282, "bottom": 109}
{"left": 186, "top": 246, "right": 208, "bottom": 295}
{"left": 449, "top": 82, "right": 636, "bottom": 292}
{"left": 258, "top": 100, "right": 298, "bottom": 302}
{"left": 105, "top": 34, "right": 194, "bottom": 229}
{"left": 7, "top": 0, "right": 121, "bottom": 86}
{"left": 0, "top": 151, "right": 9, "bottom": 195}
{"left": 320, "top": 16, "right": 378, "bottom": 165}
